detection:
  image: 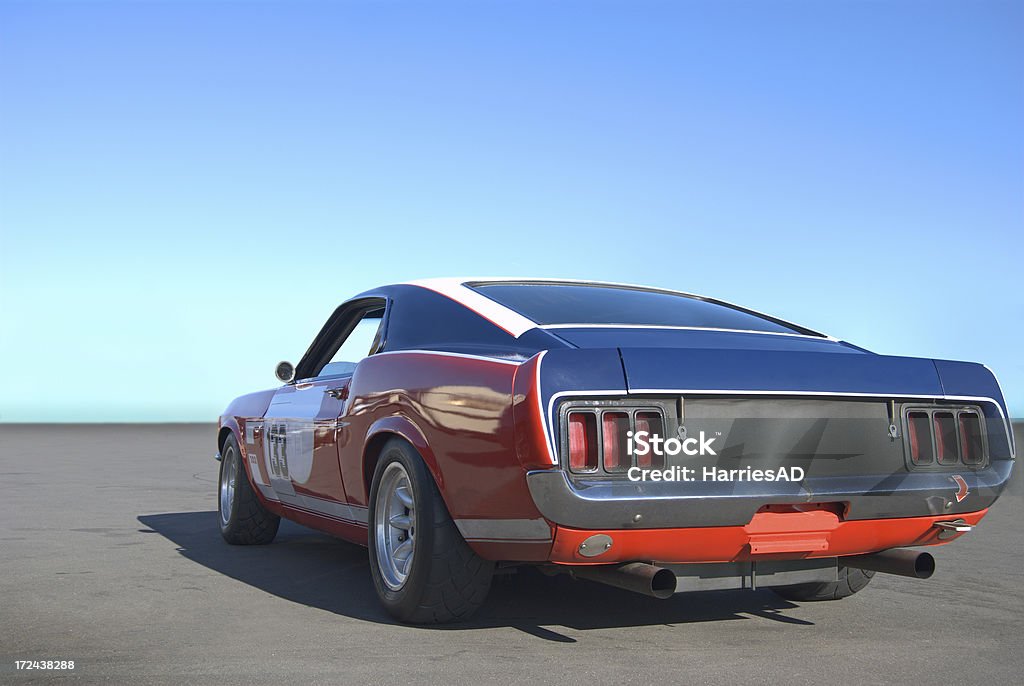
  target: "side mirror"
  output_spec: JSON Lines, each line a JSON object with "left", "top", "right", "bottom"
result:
{"left": 275, "top": 361, "right": 295, "bottom": 383}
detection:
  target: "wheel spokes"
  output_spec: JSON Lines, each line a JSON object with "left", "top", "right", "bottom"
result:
{"left": 375, "top": 463, "right": 418, "bottom": 590}
{"left": 395, "top": 485, "right": 414, "bottom": 509}
{"left": 220, "top": 449, "right": 236, "bottom": 525}
{"left": 389, "top": 514, "right": 412, "bottom": 530}
{"left": 394, "top": 539, "right": 413, "bottom": 563}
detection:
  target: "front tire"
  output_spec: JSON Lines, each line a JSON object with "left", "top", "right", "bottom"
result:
{"left": 368, "top": 438, "right": 494, "bottom": 624}
{"left": 219, "top": 434, "right": 280, "bottom": 545}
{"left": 774, "top": 565, "right": 874, "bottom": 601}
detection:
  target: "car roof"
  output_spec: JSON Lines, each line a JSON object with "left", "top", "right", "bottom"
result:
{"left": 404, "top": 276, "right": 715, "bottom": 300}
{"left": 397, "top": 278, "right": 833, "bottom": 341}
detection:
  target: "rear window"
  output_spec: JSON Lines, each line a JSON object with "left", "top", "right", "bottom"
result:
{"left": 470, "top": 282, "right": 808, "bottom": 335}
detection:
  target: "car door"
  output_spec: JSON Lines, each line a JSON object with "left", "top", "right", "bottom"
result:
{"left": 261, "top": 299, "right": 387, "bottom": 522}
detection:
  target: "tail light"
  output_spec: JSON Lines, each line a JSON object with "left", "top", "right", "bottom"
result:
{"left": 959, "top": 411, "right": 984, "bottom": 465}
{"left": 635, "top": 411, "right": 665, "bottom": 468}
{"left": 602, "top": 412, "right": 630, "bottom": 472}
{"left": 907, "top": 411, "right": 933, "bottom": 465}
{"left": 933, "top": 412, "right": 957, "bottom": 465}
{"left": 903, "top": 405, "right": 987, "bottom": 468}
{"left": 567, "top": 412, "right": 598, "bottom": 472}
{"left": 563, "top": 405, "right": 668, "bottom": 474}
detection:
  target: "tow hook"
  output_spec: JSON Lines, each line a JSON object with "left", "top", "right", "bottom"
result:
{"left": 934, "top": 519, "right": 972, "bottom": 540}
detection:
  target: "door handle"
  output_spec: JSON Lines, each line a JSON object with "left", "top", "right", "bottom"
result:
{"left": 325, "top": 387, "right": 349, "bottom": 400}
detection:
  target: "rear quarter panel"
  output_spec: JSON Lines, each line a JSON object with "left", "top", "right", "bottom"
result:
{"left": 340, "top": 352, "right": 545, "bottom": 525}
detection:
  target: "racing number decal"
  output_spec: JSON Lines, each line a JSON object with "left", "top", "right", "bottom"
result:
{"left": 267, "top": 422, "right": 290, "bottom": 479}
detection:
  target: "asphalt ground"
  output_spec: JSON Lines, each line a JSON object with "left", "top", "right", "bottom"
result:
{"left": 1, "top": 423, "right": 1021, "bottom": 685}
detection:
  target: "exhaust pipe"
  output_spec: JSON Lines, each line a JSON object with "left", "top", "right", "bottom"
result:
{"left": 843, "top": 549, "right": 935, "bottom": 579}
{"left": 572, "top": 562, "right": 677, "bottom": 599}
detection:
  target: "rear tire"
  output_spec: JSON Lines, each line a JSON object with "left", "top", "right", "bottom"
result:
{"left": 219, "top": 434, "right": 280, "bottom": 545}
{"left": 368, "top": 438, "right": 494, "bottom": 624}
{"left": 774, "top": 565, "right": 874, "bottom": 601}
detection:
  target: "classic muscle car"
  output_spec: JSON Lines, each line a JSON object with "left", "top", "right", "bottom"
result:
{"left": 216, "top": 278, "right": 1015, "bottom": 623}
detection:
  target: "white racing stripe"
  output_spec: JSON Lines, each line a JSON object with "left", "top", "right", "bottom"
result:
{"left": 405, "top": 278, "right": 539, "bottom": 338}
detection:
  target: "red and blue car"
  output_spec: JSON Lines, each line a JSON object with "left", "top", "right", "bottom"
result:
{"left": 216, "top": 279, "right": 1014, "bottom": 623}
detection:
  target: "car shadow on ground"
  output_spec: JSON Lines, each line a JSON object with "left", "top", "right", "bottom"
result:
{"left": 138, "top": 511, "right": 812, "bottom": 641}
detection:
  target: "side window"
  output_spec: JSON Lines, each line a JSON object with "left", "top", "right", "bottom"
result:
{"left": 317, "top": 309, "right": 385, "bottom": 378}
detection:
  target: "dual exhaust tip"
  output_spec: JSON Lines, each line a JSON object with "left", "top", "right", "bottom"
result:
{"left": 571, "top": 549, "right": 936, "bottom": 599}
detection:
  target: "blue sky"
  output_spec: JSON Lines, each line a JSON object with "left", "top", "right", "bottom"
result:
{"left": 0, "top": 0, "right": 1021, "bottom": 421}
